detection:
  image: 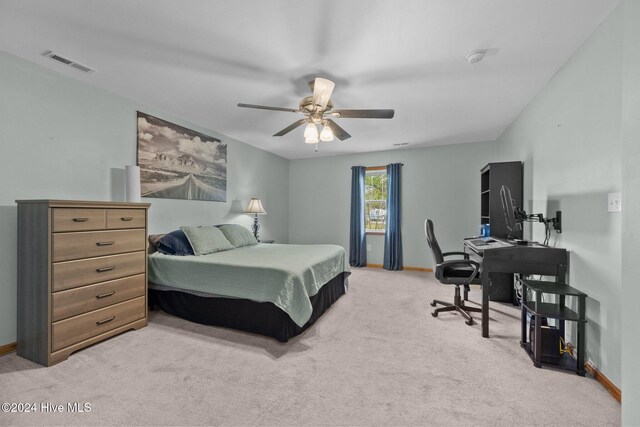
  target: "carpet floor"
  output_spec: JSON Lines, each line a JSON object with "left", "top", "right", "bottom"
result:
{"left": 0, "top": 268, "right": 620, "bottom": 426}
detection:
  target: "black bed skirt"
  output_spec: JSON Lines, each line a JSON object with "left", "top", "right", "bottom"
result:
{"left": 149, "top": 272, "right": 347, "bottom": 342}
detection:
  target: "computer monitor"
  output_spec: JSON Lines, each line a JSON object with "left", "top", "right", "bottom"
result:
{"left": 500, "top": 184, "right": 522, "bottom": 238}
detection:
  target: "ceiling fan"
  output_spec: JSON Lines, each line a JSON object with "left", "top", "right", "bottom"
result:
{"left": 237, "top": 77, "right": 394, "bottom": 147}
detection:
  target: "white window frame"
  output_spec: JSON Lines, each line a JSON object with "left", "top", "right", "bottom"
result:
{"left": 364, "top": 169, "right": 388, "bottom": 234}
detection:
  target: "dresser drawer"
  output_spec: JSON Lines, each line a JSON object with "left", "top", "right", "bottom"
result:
{"left": 52, "top": 229, "right": 146, "bottom": 262}
{"left": 107, "top": 209, "right": 146, "bottom": 229}
{"left": 52, "top": 251, "right": 146, "bottom": 292}
{"left": 52, "top": 296, "right": 145, "bottom": 352}
{"left": 52, "top": 208, "right": 106, "bottom": 232}
{"left": 52, "top": 274, "right": 146, "bottom": 322}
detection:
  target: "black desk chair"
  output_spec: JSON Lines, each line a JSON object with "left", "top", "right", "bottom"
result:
{"left": 425, "top": 219, "right": 482, "bottom": 325}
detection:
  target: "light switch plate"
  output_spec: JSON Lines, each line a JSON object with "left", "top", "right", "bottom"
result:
{"left": 608, "top": 192, "right": 622, "bottom": 212}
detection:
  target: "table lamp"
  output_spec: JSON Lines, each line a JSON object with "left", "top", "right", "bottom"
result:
{"left": 245, "top": 197, "right": 267, "bottom": 241}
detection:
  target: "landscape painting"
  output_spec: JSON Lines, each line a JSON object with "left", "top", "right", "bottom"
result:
{"left": 137, "top": 111, "right": 227, "bottom": 201}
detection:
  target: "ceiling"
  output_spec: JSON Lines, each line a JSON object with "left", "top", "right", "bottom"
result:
{"left": 0, "top": 0, "right": 619, "bottom": 159}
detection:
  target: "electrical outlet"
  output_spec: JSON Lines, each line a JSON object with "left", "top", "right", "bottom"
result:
{"left": 608, "top": 192, "right": 622, "bottom": 212}
{"left": 367, "top": 244, "right": 372, "bottom": 252}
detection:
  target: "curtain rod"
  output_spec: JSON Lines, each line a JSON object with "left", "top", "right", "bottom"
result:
{"left": 351, "top": 164, "right": 404, "bottom": 170}
{"left": 364, "top": 164, "right": 404, "bottom": 171}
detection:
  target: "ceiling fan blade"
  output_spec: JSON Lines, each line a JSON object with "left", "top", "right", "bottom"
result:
{"left": 273, "top": 119, "right": 308, "bottom": 137}
{"left": 238, "top": 103, "right": 299, "bottom": 113}
{"left": 331, "top": 109, "right": 395, "bottom": 119}
{"left": 312, "top": 78, "right": 335, "bottom": 109}
{"left": 325, "top": 119, "right": 351, "bottom": 141}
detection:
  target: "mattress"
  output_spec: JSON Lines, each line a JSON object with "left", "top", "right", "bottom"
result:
{"left": 148, "top": 243, "right": 350, "bottom": 326}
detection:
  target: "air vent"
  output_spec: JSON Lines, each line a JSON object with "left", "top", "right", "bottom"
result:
{"left": 41, "top": 50, "right": 96, "bottom": 73}
{"left": 393, "top": 142, "right": 409, "bottom": 147}
{"left": 49, "top": 54, "right": 72, "bottom": 65}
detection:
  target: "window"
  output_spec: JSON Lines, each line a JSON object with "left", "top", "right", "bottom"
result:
{"left": 365, "top": 169, "right": 387, "bottom": 233}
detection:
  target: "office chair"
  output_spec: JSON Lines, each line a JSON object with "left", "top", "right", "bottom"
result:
{"left": 425, "top": 219, "right": 482, "bottom": 325}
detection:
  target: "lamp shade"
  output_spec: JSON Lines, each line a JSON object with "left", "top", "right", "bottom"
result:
{"left": 312, "top": 78, "right": 335, "bottom": 109}
{"left": 304, "top": 122, "right": 318, "bottom": 139}
{"left": 125, "top": 165, "right": 141, "bottom": 203}
{"left": 245, "top": 197, "right": 267, "bottom": 214}
{"left": 320, "top": 123, "right": 334, "bottom": 142}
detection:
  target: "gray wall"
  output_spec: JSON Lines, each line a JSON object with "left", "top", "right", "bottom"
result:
{"left": 0, "top": 52, "right": 289, "bottom": 346}
{"left": 621, "top": 1, "right": 640, "bottom": 424}
{"left": 289, "top": 141, "right": 497, "bottom": 268}
{"left": 495, "top": 6, "right": 622, "bottom": 388}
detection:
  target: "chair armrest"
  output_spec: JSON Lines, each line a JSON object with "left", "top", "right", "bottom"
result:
{"left": 442, "top": 251, "right": 469, "bottom": 260}
{"left": 435, "top": 259, "right": 480, "bottom": 283}
{"left": 437, "top": 259, "right": 479, "bottom": 270}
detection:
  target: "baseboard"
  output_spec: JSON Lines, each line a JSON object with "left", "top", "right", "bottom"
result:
{"left": 0, "top": 342, "right": 17, "bottom": 357}
{"left": 565, "top": 343, "right": 621, "bottom": 403}
{"left": 366, "top": 264, "right": 433, "bottom": 272}
{"left": 404, "top": 266, "right": 433, "bottom": 273}
{"left": 584, "top": 362, "right": 621, "bottom": 402}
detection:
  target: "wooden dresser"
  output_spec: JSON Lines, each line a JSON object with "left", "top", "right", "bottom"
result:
{"left": 16, "top": 200, "right": 150, "bottom": 366}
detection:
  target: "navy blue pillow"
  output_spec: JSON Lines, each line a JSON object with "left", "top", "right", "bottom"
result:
{"left": 157, "top": 230, "right": 194, "bottom": 256}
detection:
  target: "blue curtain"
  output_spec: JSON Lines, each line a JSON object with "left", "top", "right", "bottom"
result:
{"left": 349, "top": 166, "right": 367, "bottom": 267}
{"left": 384, "top": 163, "right": 403, "bottom": 270}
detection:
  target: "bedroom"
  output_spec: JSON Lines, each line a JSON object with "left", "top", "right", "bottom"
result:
{"left": 0, "top": 1, "right": 638, "bottom": 425}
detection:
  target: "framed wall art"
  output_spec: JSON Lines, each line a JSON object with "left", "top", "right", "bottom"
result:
{"left": 136, "top": 111, "right": 227, "bottom": 201}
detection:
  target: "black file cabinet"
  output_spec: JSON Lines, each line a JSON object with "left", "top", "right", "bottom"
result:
{"left": 520, "top": 279, "right": 587, "bottom": 376}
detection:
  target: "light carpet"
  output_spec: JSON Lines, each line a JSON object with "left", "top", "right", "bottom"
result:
{"left": 0, "top": 268, "right": 620, "bottom": 426}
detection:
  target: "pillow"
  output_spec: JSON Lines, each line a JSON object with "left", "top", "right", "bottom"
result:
{"left": 179, "top": 225, "right": 234, "bottom": 255}
{"left": 218, "top": 224, "right": 258, "bottom": 248}
{"left": 157, "top": 230, "right": 195, "bottom": 256}
{"left": 148, "top": 234, "right": 166, "bottom": 253}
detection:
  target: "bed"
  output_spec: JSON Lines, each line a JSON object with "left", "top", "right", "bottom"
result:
{"left": 148, "top": 242, "right": 350, "bottom": 342}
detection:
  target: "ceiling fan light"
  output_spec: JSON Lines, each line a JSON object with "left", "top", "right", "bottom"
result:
{"left": 305, "top": 135, "right": 319, "bottom": 144}
{"left": 303, "top": 122, "right": 318, "bottom": 139}
{"left": 320, "top": 124, "right": 334, "bottom": 142}
{"left": 313, "top": 78, "right": 335, "bottom": 109}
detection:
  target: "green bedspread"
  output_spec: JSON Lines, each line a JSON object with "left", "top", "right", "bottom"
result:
{"left": 148, "top": 243, "right": 351, "bottom": 327}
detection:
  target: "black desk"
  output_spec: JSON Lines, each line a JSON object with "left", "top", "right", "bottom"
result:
{"left": 463, "top": 237, "right": 568, "bottom": 338}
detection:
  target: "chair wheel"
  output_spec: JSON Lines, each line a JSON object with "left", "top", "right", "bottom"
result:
{"left": 430, "top": 301, "right": 436, "bottom": 307}
{"left": 431, "top": 312, "right": 438, "bottom": 317}
{"left": 466, "top": 319, "right": 474, "bottom": 326}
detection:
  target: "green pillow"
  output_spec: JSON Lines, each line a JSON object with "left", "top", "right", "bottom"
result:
{"left": 179, "top": 225, "right": 234, "bottom": 255}
{"left": 218, "top": 224, "right": 258, "bottom": 248}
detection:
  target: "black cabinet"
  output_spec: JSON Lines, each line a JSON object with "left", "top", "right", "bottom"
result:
{"left": 480, "top": 161, "right": 523, "bottom": 239}
{"left": 520, "top": 279, "right": 587, "bottom": 376}
{"left": 479, "top": 161, "right": 523, "bottom": 302}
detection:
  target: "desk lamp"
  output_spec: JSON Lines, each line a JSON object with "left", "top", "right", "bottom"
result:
{"left": 245, "top": 197, "right": 267, "bottom": 241}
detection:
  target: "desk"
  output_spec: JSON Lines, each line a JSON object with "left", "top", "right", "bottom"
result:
{"left": 463, "top": 237, "right": 568, "bottom": 338}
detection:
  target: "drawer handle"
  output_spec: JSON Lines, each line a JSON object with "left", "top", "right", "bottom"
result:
{"left": 95, "top": 316, "right": 115, "bottom": 326}
{"left": 96, "top": 241, "right": 116, "bottom": 246}
{"left": 121, "top": 217, "right": 134, "bottom": 221}
{"left": 72, "top": 217, "right": 89, "bottom": 222}
{"left": 96, "top": 266, "right": 115, "bottom": 273}
{"left": 96, "top": 291, "right": 115, "bottom": 299}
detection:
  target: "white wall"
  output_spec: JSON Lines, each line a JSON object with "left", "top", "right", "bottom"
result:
{"left": 495, "top": 6, "right": 622, "bottom": 388}
{"left": 621, "top": 1, "right": 640, "bottom": 424}
{"left": 0, "top": 52, "right": 289, "bottom": 346}
{"left": 289, "top": 141, "right": 497, "bottom": 268}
